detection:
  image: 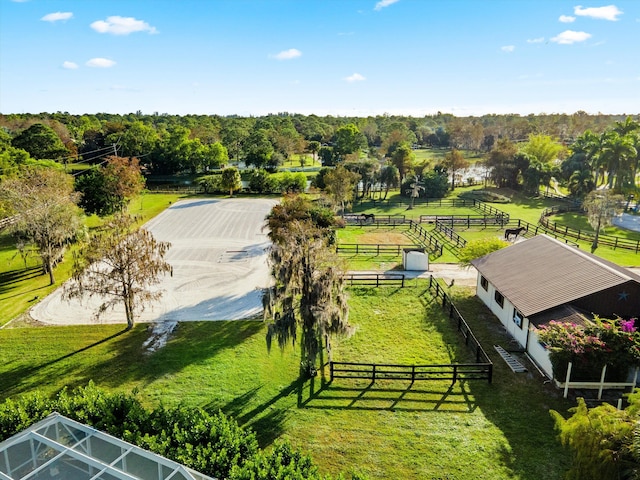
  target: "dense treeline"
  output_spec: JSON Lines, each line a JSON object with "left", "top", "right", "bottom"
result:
{"left": 0, "top": 111, "right": 633, "bottom": 171}
{"left": 1, "top": 111, "right": 639, "bottom": 201}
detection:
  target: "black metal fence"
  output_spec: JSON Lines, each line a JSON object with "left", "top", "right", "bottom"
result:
{"left": 406, "top": 220, "right": 444, "bottom": 257}
{"left": 342, "top": 214, "right": 407, "bottom": 226}
{"left": 540, "top": 208, "right": 640, "bottom": 252}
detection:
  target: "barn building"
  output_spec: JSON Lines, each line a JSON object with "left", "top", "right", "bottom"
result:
{"left": 470, "top": 234, "right": 640, "bottom": 379}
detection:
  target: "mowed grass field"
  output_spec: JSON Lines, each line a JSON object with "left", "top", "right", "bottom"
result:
{"left": 0, "top": 282, "right": 572, "bottom": 479}
{"left": 4, "top": 188, "right": 634, "bottom": 479}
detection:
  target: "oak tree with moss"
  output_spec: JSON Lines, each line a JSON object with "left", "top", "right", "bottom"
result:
{"left": 263, "top": 195, "right": 352, "bottom": 377}
{"left": 0, "top": 167, "right": 83, "bottom": 285}
{"left": 65, "top": 214, "right": 172, "bottom": 330}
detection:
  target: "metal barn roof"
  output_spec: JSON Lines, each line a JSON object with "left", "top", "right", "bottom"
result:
{"left": 470, "top": 234, "right": 640, "bottom": 317}
{"left": 0, "top": 413, "right": 215, "bottom": 480}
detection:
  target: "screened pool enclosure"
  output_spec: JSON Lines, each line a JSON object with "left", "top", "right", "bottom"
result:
{"left": 0, "top": 413, "right": 215, "bottom": 480}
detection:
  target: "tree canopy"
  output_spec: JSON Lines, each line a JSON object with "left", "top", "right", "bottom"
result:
{"left": 65, "top": 213, "right": 172, "bottom": 330}
{"left": 0, "top": 167, "right": 83, "bottom": 284}
{"left": 11, "top": 123, "right": 69, "bottom": 160}
{"left": 263, "top": 195, "right": 352, "bottom": 377}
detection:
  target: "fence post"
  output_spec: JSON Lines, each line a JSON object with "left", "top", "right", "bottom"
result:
{"left": 452, "top": 365, "right": 457, "bottom": 385}
{"left": 563, "top": 362, "right": 573, "bottom": 398}
{"left": 597, "top": 365, "right": 607, "bottom": 400}
{"left": 411, "top": 365, "right": 416, "bottom": 383}
{"left": 488, "top": 364, "right": 493, "bottom": 384}
{"left": 372, "top": 364, "right": 376, "bottom": 383}
{"left": 330, "top": 362, "right": 334, "bottom": 382}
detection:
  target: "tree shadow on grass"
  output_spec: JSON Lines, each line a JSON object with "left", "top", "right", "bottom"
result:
{"left": 77, "top": 320, "right": 265, "bottom": 388}
{"left": 434, "top": 289, "right": 573, "bottom": 480}
{"left": 298, "top": 377, "right": 477, "bottom": 413}
{"left": 208, "top": 378, "right": 303, "bottom": 448}
{"left": 0, "top": 320, "right": 265, "bottom": 398}
{"left": 0, "top": 327, "right": 129, "bottom": 397}
{"left": 0, "top": 267, "right": 45, "bottom": 294}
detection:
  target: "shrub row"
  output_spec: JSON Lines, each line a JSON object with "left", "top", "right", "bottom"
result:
{"left": 199, "top": 170, "right": 308, "bottom": 195}
{"left": 0, "top": 383, "right": 365, "bottom": 480}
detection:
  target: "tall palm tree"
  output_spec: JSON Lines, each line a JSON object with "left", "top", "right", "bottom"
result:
{"left": 601, "top": 132, "right": 637, "bottom": 190}
{"left": 378, "top": 164, "right": 400, "bottom": 200}
{"left": 568, "top": 169, "right": 595, "bottom": 199}
{"left": 572, "top": 130, "right": 604, "bottom": 186}
{"left": 613, "top": 116, "right": 640, "bottom": 136}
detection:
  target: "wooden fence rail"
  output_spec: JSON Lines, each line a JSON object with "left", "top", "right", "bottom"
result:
{"left": 0, "top": 216, "right": 18, "bottom": 231}
{"left": 406, "top": 220, "right": 444, "bottom": 257}
{"left": 336, "top": 244, "right": 418, "bottom": 256}
{"left": 342, "top": 214, "right": 407, "bottom": 227}
{"left": 427, "top": 276, "right": 493, "bottom": 370}
{"left": 540, "top": 208, "right": 640, "bottom": 252}
{"left": 434, "top": 220, "right": 467, "bottom": 248}
{"left": 419, "top": 214, "right": 509, "bottom": 228}
{"left": 329, "top": 361, "right": 492, "bottom": 384}
{"left": 343, "top": 272, "right": 405, "bottom": 287}
{"left": 354, "top": 198, "right": 478, "bottom": 208}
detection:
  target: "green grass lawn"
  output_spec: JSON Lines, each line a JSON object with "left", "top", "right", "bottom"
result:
{"left": 1, "top": 188, "right": 629, "bottom": 479}
{"left": 0, "top": 283, "right": 572, "bottom": 480}
{"left": 0, "top": 193, "right": 186, "bottom": 327}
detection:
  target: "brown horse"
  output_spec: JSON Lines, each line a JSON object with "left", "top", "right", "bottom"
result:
{"left": 504, "top": 226, "right": 526, "bottom": 240}
{"left": 359, "top": 213, "right": 375, "bottom": 224}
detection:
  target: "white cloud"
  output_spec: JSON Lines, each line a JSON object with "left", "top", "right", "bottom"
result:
{"left": 374, "top": 0, "right": 399, "bottom": 11}
{"left": 41, "top": 12, "right": 73, "bottom": 22}
{"left": 559, "top": 15, "right": 575, "bottom": 23}
{"left": 527, "top": 37, "right": 545, "bottom": 43}
{"left": 11, "top": 0, "right": 29, "bottom": 3}
{"left": 551, "top": 30, "right": 592, "bottom": 44}
{"left": 86, "top": 58, "right": 116, "bottom": 68}
{"left": 62, "top": 61, "right": 78, "bottom": 69}
{"left": 501, "top": 45, "right": 515, "bottom": 53}
{"left": 574, "top": 5, "right": 623, "bottom": 21}
{"left": 271, "top": 48, "right": 302, "bottom": 60}
{"left": 344, "top": 73, "right": 365, "bottom": 83}
{"left": 90, "top": 16, "right": 158, "bottom": 35}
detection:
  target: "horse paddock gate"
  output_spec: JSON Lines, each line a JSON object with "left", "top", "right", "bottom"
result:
{"left": 329, "top": 361, "right": 492, "bottom": 384}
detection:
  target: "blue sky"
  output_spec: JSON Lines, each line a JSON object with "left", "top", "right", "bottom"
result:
{"left": 1, "top": 0, "right": 638, "bottom": 116}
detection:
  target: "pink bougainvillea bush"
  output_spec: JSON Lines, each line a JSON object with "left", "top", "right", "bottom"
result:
{"left": 537, "top": 317, "right": 640, "bottom": 381}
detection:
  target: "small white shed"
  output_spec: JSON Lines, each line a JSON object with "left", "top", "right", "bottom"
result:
{"left": 403, "top": 248, "right": 429, "bottom": 271}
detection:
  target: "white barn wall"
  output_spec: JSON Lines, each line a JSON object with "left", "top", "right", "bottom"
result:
{"left": 475, "top": 274, "right": 528, "bottom": 348}
{"left": 525, "top": 329, "right": 554, "bottom": 379}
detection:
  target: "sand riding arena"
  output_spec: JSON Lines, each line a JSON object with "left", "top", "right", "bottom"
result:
{"left": 31, "top": 198, "right": 278, "bottom": 327}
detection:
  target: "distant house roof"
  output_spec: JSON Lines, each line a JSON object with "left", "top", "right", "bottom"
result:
{"left": 470, "top": 234, "right": 640, "bottom": 318}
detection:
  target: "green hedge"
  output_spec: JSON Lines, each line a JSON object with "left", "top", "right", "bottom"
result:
{"left": 0, "top": 383, "right": 365, "bottom": 480}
